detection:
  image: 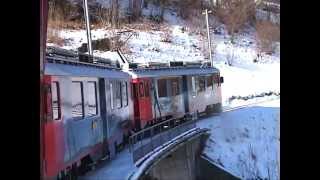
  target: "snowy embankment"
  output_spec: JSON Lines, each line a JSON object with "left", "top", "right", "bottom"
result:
{"left": 197, "top": 99, "right": 280, "bottom": 179}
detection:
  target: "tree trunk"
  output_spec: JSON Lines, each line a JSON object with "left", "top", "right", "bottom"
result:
{"left": 111, "top": 0, "right": 119, "bottom": 28}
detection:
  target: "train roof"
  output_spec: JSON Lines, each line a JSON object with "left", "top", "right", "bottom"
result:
{"left": 45, "top": 62, "right": 129, "bottom": 79}
{"left": 44, "top": 46, "right": 129, "bottom": 79}
{"left": 126, "top": 66, "right": 220, "bottom": 78}
{"left": 44, "top": 46, "right": 220, "bottom": 79}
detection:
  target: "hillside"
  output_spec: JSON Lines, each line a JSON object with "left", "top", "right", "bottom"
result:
{"left": 47, "top": 4, "right": 280, "bottom": 108}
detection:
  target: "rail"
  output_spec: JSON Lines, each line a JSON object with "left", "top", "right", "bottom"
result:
{"left": 129, "top": 112, "right": 198, "bottom": 163}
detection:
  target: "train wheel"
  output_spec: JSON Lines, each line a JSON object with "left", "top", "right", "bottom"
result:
{"left": 65, "top": 168, "right": 72, "bottom": 180}
{"left": 114, "top": 142, "right": 118, "bottom": 154}
{"left": 57, "top": 171, "right": 66, "bottom": 180}
{"left": 78, "top": 156, "right": 93, "bottom": 176}
{"left": 71, "top": 164, "right": 78, "bottom": 180}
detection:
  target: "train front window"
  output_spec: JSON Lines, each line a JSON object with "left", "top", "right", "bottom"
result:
{"left": 87, "top": 81, "right": 98, "bottom": 116}
{"left": 132, "top": 83, "right": 138, "bottom": 99}
{"left": 139, "top": 82, "right": 145, "bottom": 97}
{"left": 157, "top": 79, "right": 167, "bottom": 97}
{"left": 122, "top": 81, "right": 128, "bottom": 107}
{"left": 144, "top": 82, "right": 150, "bottom": 97}
{"left": 51, "top": 82, "right": 60, "bottom": 120}
{"left": 116, "top": 81, "right": 122, "bottom": 108}
{"left": 71, "top": 82, "right": 84, "bottom": 119}
{"left": 198, "top": 76, "right": 205, "bottom": 92}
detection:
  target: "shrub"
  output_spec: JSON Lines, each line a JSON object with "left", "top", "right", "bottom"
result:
{"left": 160, "top": 31, "right": 172, "bottom": 43}
{"left": 47, "top": 29, "right": 65, "bottom": 46}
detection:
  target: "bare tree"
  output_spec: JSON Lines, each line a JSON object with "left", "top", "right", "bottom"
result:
{"left": 256, "top": 20, "right": 280, "bottom": 54}
{"left": 216, "top": 0, "right": 255, "bottom": 42}
{"left": 177, "top": 0, "right": 202, "bottom": 19}
{"left": 226, "top": 45, "right": 236, "bottom": 66}
{"left": 111, "top": 0, "right": 120, "bottom": 28}
{"left": 96, "top": 5, "right": 112, "bottom": 27}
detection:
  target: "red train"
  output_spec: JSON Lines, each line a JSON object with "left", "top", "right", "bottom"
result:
{"left": 40, "top": 47, "right": 223, "bottom": 179}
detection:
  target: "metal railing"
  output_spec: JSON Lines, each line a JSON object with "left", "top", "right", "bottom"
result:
{"left": 129, "top": 113, "right": 198, "bottom": 163}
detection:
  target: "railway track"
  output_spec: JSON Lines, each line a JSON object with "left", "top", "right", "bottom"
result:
{"left": 222, "top": 96, "right": 280, "bottom": 113}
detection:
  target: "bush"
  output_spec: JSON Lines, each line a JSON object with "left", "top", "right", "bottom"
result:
{"left": 47, "top": 29, "right": 65, "bottom": 46}
{"left": 256, "top": 20, "right": 280, "bottom": 54}
{"left": 160, "top": 31, "right": 172, "bottom": 43}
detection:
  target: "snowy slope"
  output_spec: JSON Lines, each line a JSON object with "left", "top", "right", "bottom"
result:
{"left": 197, "top": 99, "right": 280, "bottom": 179}
{"left": 48, "top": 9, "right": 279, "bottom": 108}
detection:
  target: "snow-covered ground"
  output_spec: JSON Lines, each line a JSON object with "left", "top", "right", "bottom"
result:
{"left": 197, "top": 99, "right": 280, "bottom": 179}
{"left": 81, "top": 148, "right": 136, "bottom": 180}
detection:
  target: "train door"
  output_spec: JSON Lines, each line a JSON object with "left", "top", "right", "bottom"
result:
{"left": 132, "top": 78, "right": 152, "bottom": 130}
{"left": 132, "top": 82, "right": 140, "bottom": 130}
{"left": 43, "top": 75, "right": 65, "bottom": 177}
{"left": 86, "top": 80, "right": 102, "bottom": 146}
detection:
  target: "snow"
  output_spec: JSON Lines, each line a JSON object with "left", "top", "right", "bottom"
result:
{"left": 217, "top": 62, "right": 280, "bottom": 107}
{"left": 197, "top": 99, "right": 280, "bottom": 179}
{"left": 57, "top": 29, "right": 111, "bottom": 50}
{"left": 49, "top": 11, "right": 279, "bottom": 108}
{"left": 81, "top": 148, "right": 137, "bottom": 180}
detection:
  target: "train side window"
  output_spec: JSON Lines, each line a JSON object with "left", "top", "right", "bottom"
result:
{"left": 206, "top": 76, "right": 213, "bottom": 90}
{"left": 171, "top": 78, "right": 180, "bottom": 96}
{"left": 198, "top": 76, "right": 205, "bottom": 92}
{"left": 157, "top": 79, "right": 167, "bottom": 97}
{"left": 71, "top": 81, "right": 84, "bottom": 119}
{"left": 144, "top": 82, "right": 150, "bottom": 97}
{"left": 213, "top": 74, "right": 219, "bottom": 84}
{"left": 116, "top": 81, "right": 122, "bottom": 108}
{"left": 51, "top": 81, "right": 61, "bottom": 120}
{"left": 87, "top": 81, "right": 98, "bottom": 116}
{"left": 139, "top": 82, "right": 145, "bottom": 97}
{"left": 110, "top": 82, "right": 114, "bottom": 109}
{"left": 122, "top": 82, "right": 128, "bottom": 107}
